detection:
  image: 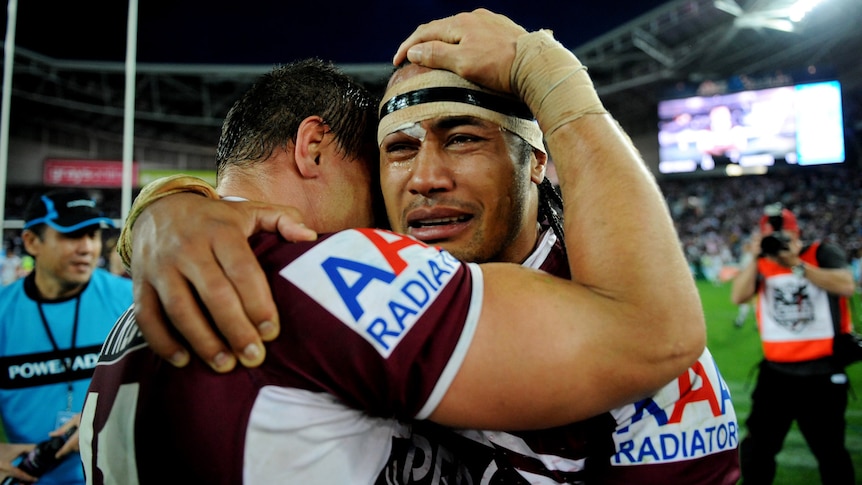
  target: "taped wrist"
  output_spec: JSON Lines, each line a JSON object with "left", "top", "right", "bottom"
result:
{"left": 511, "top": 30, "right": 607, "bottom": 136}
{"left": 117, "top": 175, "right": 218, "bottom": 271}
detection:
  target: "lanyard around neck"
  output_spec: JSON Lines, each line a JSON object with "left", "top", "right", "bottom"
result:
{"left": 35, "top": 289, "right": 83, "bottom": 412}
{"left": 36, "top": 294, "right": 82, "bottom": 359}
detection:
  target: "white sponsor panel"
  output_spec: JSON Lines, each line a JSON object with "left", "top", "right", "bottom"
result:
{"left": 611, "top": 349, "right": 739, "bottom": 465}
{"left": 280, "top": 229, "right": 460, "bottom": 357}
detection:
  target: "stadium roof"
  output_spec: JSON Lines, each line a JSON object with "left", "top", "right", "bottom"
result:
{"left": 3, "top": 0, "right": 861, "bottom": 163}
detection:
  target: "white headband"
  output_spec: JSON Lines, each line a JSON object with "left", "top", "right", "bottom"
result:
{"left": 378, "top": 69, "right": 546, "bottom": 154}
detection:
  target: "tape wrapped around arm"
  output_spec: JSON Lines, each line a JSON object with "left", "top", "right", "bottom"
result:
{"left": 510, "top": 30, "right": 607, "bottom": 137}
{"left": 117, "top": 175, "right": 218, "bottom": 272}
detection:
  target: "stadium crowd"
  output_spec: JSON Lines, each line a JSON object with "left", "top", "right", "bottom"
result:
{"left": 662, "top": 166, "right": 862, "bottom": 284}
{"left": 2, "top": 166, "right": 861, "bottom": 287}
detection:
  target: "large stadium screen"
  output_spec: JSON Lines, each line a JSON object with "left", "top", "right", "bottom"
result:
{"left": 657, "top": 80, "right": 845, "bottom": 176}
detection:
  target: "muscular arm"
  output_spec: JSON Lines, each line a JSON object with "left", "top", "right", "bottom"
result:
{"left": 411, "top": 9, "right": 705, "bottom": 428}
{"left": 126, "top": 185, "right": 316, "bottom": 371}
{"left": 124, "top": 10, "right": 704, "bottom": 429}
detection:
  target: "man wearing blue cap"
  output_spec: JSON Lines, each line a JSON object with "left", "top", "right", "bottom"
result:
{"left": 0, "top": 189, "right": 132, "bottom": 485}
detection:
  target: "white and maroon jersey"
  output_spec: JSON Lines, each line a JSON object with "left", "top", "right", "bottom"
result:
{"left": 601, "top": 347, "right": 739, "bottom": 484}
{"left": 439, "top": 229, "right": 741, "bottom": 484}
{"left": 80, "top": 224, "right": 740, "bottom": 484}
{"left": 80, "top": 228, "right": 489, "bottom": 484}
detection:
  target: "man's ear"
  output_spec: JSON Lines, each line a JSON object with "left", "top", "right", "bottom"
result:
{"left": 530, "top": 149, "right": 548, "bottom": 185}
{"left": 294, "top": 116, "right": 328, "bottom": 178}
{"left": 21, "top": 230, "right": 40, "bottom": 257}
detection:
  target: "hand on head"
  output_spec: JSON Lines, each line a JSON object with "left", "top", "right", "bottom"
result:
{"left": 393, "top": 8, "right": 526, "bottom": 95}
{"left": 130, "top": 12, "right": 536, "bottom": 372}
{"left": 126, "top": 9, "right": 697, "bottom": 388}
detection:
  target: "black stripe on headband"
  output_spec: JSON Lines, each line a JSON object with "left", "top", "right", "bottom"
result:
{"left": 380, "top": 86, "right": 535, "bottom": 120}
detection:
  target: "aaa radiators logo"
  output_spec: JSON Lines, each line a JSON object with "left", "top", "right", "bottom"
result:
{"left": 612, "top": 349, "right": 739, "bottom": 464}
{"left": 280, "top": 228, "right": 460, "bottom": 357}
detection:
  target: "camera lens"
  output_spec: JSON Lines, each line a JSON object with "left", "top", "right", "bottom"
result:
{"left": 760, "top": 235, "right": 788, "bottom": 256}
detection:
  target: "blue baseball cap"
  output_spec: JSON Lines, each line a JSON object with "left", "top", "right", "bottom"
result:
{"left": 23, "top": 189, "right": 115, "bottom": 233}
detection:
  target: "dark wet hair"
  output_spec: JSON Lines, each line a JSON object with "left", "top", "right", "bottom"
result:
{"left": 506, "top": 132, "right": 567, "bottom": 257}
{"left": 215, "top": 58, "right": 386, "bottom": 226}
{"left": 216, "top": 58, "right": 378, "bottom": 172}
{"left": 538, "top": 177, "right": 566, "bottom": 258}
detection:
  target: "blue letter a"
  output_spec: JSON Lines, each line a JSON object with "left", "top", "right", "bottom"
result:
{"left": 322, "top": 257, "right": 396, "bottom": 320}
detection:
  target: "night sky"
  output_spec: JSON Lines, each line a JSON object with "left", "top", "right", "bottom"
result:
{"left": 4, "top": 0, "right": 672, "bottom": 65}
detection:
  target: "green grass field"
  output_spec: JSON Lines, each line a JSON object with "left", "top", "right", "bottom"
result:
{"left": 699, "top": 280, "right": 862, "bottom": 484}
{"left": 2, "top": 281, "right": 859, "bottom": 483}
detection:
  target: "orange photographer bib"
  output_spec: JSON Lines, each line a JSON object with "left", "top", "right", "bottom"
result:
{"left": 755, "top": 243, "right": 837, "bottom": 363}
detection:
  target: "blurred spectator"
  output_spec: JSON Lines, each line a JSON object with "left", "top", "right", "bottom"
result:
{"left": 102, "top": 235, "right": 129, "bottom": 278}
{"left": 733, "top": 236, "right": 757, "bottom": 328}
{"left": 0, "top": 246, "right": 21, "bottom": 286}
{"left": 2, "top": 166, "right": 860, "bottom": 284}
{"left": 0, "top": 189, "right": 133, "bottom": 485}
{"left": 663, "top": 167, "right": 862, "bottom": 277}
{"left": 16, "top": 254, "right": 34, "bottom": 280}
{"left": 851, "top": 247, "right": 861, "bottom": 289}
{"left": 730, "top": 203, "right": 856, "bottom": 484}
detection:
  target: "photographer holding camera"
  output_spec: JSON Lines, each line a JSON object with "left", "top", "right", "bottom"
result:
{"left": 731, "top": 202, "right": 857, "bottom": 484}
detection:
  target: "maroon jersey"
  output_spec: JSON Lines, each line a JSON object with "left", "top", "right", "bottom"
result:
{"left": 80, "top": 227, "right": 739, "bottom": 484}
{"left": 500, "top": 229, "right": 741, "bottom": 484}
{"left": 80, "top": 229, "right": 488, "bottom": 484}
{"left": 416, "top": 230, "right": 740, "bottom": 484}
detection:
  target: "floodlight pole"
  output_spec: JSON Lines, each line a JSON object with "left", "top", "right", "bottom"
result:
{"left": 0, "top": 0, "right": 18, "bottom": 239}
{"left": 122, "top": 0, "right": 139, "bottom": 224}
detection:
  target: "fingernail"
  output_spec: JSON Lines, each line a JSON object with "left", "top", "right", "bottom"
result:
{"left": 243, "top": 343, "right": 263, "bottom": 363}
{"left": 407, "top": 46, "right": 423, "bottom": 63}
{"left": 212, "top": 351, "right": 232, "bottom": 371}
{"left": 258, "top": 320, "right": 277, "bottom": 341}
{"left": 168, "top": 350, "right": 190, "bottom": 368}
{"left": 299, "top": 224, "right": 317, "bottom": 238}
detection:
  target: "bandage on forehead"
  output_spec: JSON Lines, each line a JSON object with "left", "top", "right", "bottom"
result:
{"left": 378, "top": 69, "right": 546, "bottom": 154}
